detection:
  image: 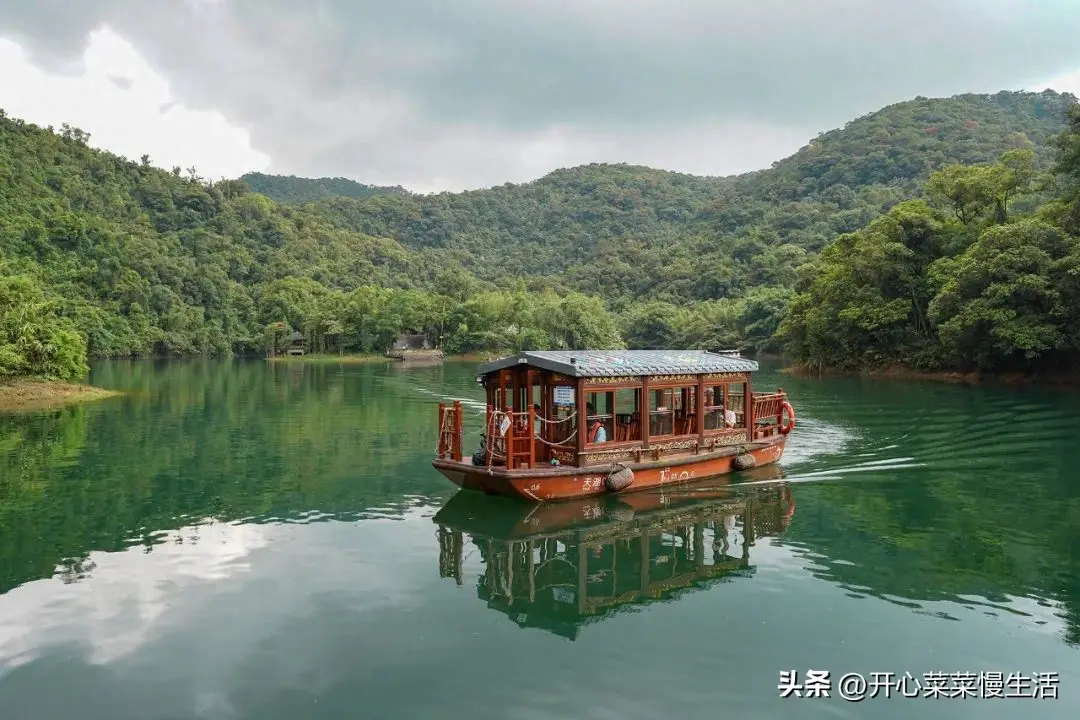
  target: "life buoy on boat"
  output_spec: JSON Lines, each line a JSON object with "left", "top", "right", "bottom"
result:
{"left": 779, "top": 401, "right": 796, "bottom": 435}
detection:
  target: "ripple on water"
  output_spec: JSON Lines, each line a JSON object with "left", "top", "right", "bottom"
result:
{"left": 782, "top": 389, "right": 1079, "bottom": 481}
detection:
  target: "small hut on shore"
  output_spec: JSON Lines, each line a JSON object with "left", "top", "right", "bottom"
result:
{"left": 387, "top": 330, "right": 443, "bottom": 361}
{"left": 286, "top": 331, "right": 306, "bottom": 356}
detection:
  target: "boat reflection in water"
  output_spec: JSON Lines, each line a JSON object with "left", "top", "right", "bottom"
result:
{"left": 433, "top": 465, "right": 794, "bottom": 640}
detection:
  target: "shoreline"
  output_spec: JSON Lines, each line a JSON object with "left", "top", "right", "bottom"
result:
{"left": 0, "top": 379, "right": 123, "bottom": 412}
{"left": 267, "top": 353, "right": 388, "bottom": 364}
{"left": 781, "top": 364, "right": 1080, "bottom": 389}
{"left": 265, "top": 352, "right": 496, "bottom": 364}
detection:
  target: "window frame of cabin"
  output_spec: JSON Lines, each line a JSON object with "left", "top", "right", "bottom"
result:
{"left": 702, "top": 381, "right": 749, "bottom": 436}
{"left": 583, "top": 379, "right": 643, "bottom": 449}
{"left": 646, "top": 376, "right": 698, "bottom": 441}
{"left": 549, "top": 380, "right": 578, "bottom": 448}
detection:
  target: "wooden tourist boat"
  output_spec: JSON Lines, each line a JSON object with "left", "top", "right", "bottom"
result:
{"left": 433, "top": 350, "right": 796, "bottom": 501}
{"left": 433, "top": 480, "right": 796, "bottom": 640}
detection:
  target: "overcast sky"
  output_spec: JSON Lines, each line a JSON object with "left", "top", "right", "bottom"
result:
{"left": 2, "top": 0, "right": 1080, "bottom": 193}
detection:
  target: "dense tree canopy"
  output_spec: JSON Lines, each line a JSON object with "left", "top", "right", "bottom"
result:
{"left": 0, "top": 271, "right": 87, "bottom": 381}
{"left": 1, "top": 90, "right": 1078, "bottom": 378}
{"left": 239, "top": 172, "right": 407, "bottom": 203}
{"left": 780, "top": 110, "right": 1080, "bottom": 374}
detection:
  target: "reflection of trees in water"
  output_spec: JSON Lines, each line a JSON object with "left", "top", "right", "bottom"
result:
{"left": 1, "top": 405, "right": 91, "bottom": 593}
{"left": 56, "top": 557, "right": 98, "bottom": 585}
{"left": 0, "top": 360, "right": 460, "bottom": 595}
{"left": 436, "top": 487, "right": 793, "bottom": 639}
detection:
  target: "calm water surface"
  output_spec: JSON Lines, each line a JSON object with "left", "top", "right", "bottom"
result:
{"left": 1, "top": 359, "right": 1079, "bottom": 719}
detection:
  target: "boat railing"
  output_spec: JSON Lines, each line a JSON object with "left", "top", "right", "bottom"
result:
{"left": 484, "top": 405, "right": 540, "bottom": 469}
{"left": 436, "top": 401, "right": 464, "bottom": 462}
{"left": 750, "top": 389, "right": 789, "bottom": 440}
{"left": 437, "top": 402, "right": 556, "bottom": 469}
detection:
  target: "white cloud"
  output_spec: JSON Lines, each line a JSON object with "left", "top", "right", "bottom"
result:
{"left": 0, "top": 25, "right": 269, "bottom": 180}
{"left": 0, "top": 18, "right": 1078, "bottom": 193}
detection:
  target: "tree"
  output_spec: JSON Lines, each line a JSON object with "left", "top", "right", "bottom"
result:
{"left": 992, "top": 147, "right": 1036, "bottom": 221}
{"left": 929, "top": 220, "right": 1070, "bottom": 370}
{"left": 1053, "top": 104, "right": 1080, "bottom": 233}
{"left": 927, "top": 148, "right": 1036, "bottom": 225}
{"left": 0, "top": 273, "right": 88, "bottom": 381}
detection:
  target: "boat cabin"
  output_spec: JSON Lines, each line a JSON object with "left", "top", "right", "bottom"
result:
{"left": 438, "top": 350, "right": 790, "bottom": 470}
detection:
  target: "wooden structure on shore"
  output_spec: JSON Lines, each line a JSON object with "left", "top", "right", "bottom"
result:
{"left": 434, "top": 350, "right": 796, "bottom": 501}
{"left": 286, "top": 331, "right": 306, "bottom": 356}
{"left": 434, "top": 475, "right": 795, "bottom": 640}
{"left": 387, "top": 331, "right": 443, "bottom": 361}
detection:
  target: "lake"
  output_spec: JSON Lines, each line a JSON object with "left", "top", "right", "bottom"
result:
{"left": 1, "top": 358, "right": 1078, "bottom": 719}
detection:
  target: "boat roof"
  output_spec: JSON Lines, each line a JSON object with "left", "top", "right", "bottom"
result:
{"left": 476, "top": 350, "right": 758, "bottom": 378}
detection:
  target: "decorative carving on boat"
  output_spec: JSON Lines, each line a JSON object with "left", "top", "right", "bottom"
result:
{"left": 584, "top": 376, "right": 637, "bottom": 385}
{"left": 705, "top": 432, "right": 748, "bottom": 447}
{"left": 649, "top": 374, "right": 695, "bottom": 383}
{"left": 552, "top": 449, "right": 576, "bottom": 464}
{"left": 648, "top": 438, "right": 698, "bottom": 452}
{"left": 583, "top": 450, "right": 637, "bottom": 463}
{"left": 704, "top": 372, "right": 745, "bottom": 381}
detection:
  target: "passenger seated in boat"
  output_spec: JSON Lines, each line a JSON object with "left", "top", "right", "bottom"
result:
{"left": 725, "top": 406, "right": 737, "bottom": 428}
{"left": 586, "top": 403, "right": 606, "bottom": 443}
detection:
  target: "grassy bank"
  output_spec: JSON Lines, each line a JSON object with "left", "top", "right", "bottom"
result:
{"left": 782, "top": 363, "right": 1080, "bottom": 389}
{"left": 0, "top": 379, "right": 122, "bottom": 412}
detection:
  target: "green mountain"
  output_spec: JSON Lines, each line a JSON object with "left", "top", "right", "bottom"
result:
{"left": 239, "top": 172, "right": 408, "bottom": 203}
{"left": 275, "top": 90, "right": 1077, "bottom": 307}
{"left": 1, "top": 89, "right": 1078, "bottom": 381}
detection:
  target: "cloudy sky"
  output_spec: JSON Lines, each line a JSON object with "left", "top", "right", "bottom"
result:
{"left": 2, "top": 0, "right": 1080, "bottom": 193}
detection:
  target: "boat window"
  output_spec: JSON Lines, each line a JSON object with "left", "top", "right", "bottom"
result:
{"left": 613, "top": 388, "right": 642, "bottom": 442}
{"left": 704, "top": 383, "right": 745, "bottom": 430}
{"left": 586, "top": 390, "right": 614, "bottom": 443}
{"left": 649, "top": 386, "right": 696, "bottom": 436}
{"left": 649, "top": 389, "right": 672, "bottom": 437}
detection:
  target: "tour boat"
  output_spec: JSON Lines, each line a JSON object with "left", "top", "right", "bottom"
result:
{"left": 433, "top": 350, "right": 795, "bottom": 501}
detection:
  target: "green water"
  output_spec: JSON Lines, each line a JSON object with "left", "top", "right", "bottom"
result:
{"left": 1, "top": 359, "right": 1079, "bottom": 719}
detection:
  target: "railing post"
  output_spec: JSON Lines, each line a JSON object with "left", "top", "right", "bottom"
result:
{"left": 744, "top": 374, "right": 753, "bottom": 440}
{"left": 776, "top": 388, "right": 783, "bottom": 433}
{"left": 437, "top": 402, "right": 446, "bottom": 456}
{"left": 527, "top": 404, "right": 536, "bottom": 468}
{"left": 504, "top": 405, "right": 514, "bottom": 468}
{"left": 485, "top": 405, "right": 493, "bottom": 465}
{"left": 641, "top": 375, "right": 650, "bottom": 450}
{"left": 575, "top": 379, "right": 586, "bottom": 466}
{"left": 696, "top": 375, "right": 705, "bottom": 452}
{"left": 452, "top": 400, "right": 463, "bottom": 461}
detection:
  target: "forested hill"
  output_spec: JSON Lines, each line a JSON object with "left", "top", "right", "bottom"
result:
{"left": 272, "top": 91, "right": 1077, "bottom": 307}
{"left": 1, "top": 89, "right": 1079, "bottom": 383}
{"left": 239, "top": 172, "right": 408, "bottom": 203}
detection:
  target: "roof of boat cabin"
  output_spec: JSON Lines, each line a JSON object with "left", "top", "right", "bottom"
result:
{"left": 476, "top": 350, "right": 758, "bottom": 378}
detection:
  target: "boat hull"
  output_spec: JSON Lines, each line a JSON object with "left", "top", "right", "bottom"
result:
{"left": 432, "top": 435, "right": 787, "bottom": 502}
